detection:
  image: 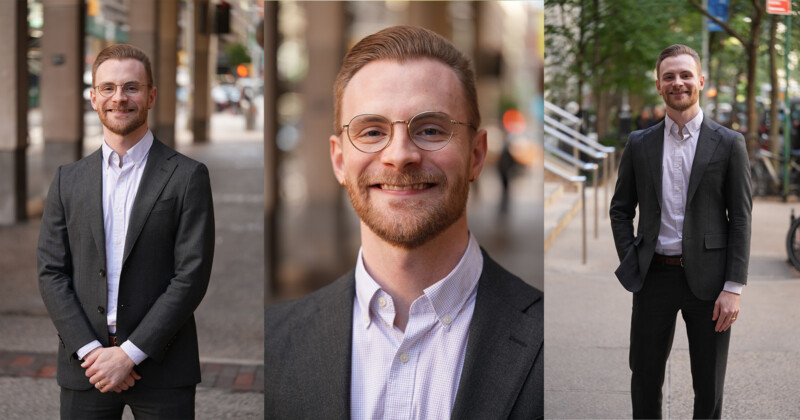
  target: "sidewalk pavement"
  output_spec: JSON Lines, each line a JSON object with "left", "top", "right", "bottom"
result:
{"left": 0, "top": 112, "right": 264, "bottom": 419}
{"left": 545, "top": 195, "right": 800, "bottom": 419}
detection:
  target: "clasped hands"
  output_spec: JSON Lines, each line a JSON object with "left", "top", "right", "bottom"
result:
{"left": 81, "top": 347, "right": 141, "bottom": 393}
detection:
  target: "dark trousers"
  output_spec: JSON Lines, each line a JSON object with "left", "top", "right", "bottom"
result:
{"left": 60, "top": 384, "right": 196, "bottom": 420}
{"left": 630, "top": 262, "right": 730, "bottom": 419}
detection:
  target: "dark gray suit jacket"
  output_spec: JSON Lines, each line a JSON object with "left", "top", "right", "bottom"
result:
{"left": 37, "top": 139, "right": 215, "bottom": 390}
{"left": 610, "top": 117, "right": 751, "bottom": 300}
{"left": 264, "top": 251, "right": 543, "bottom": 419}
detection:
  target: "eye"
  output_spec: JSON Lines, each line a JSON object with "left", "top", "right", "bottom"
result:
{"left": 99, "top": 84, "right": 116, "bottom": 94}
{"left": 124, "top": 83, "right": 141, "bottom": 95}
{"left": 353, "top": 126, "right": 389, "bottom": 143}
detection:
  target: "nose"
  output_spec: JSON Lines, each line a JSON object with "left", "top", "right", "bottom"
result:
{"left": 111, "top": 86, "right": 129, "bottom": 101}
{"left": 379, "top": 121, "right": 422, "bottom": 169}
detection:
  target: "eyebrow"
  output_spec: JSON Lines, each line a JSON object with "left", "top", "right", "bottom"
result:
{"left": 97, "top": 80, "right": 144, "bottom": 85}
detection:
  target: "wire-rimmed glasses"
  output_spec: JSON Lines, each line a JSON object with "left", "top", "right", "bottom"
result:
{"left": 342, "top": 111, "right": 474, "bottom": 153}
{"left": 94, "top": 82, "right": 149, "bottom": 98}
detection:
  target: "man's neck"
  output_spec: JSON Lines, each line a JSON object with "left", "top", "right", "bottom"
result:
{"left": 360, "top": 217, "right": 471, "bottom": 331}
{"left": 103, "top": 125, "right": 149, "bottom": 159}
{"left": 665, "top": 105, "right": 701, "bottom": 133}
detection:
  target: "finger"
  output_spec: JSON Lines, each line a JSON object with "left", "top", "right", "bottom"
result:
{"left": 712, "top": 300, "right": 720, "bottom": 321}
{"left": 131, "top": 370, "right": 141, "bottom": 380}
{"left": 81, "top": 350, "right": 100, "bottom": 368}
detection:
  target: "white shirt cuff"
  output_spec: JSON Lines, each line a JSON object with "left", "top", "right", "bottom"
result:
{"left": 723, "top": 281, "right": 744, "bottom": 295}
{"left": 77, "top": 340, "right": 102, "bottom": 360}
{"left": 120, "top": 340, "right": 148, "bottom": 365}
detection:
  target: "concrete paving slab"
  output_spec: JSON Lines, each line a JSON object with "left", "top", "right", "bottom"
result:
{"left": 546, "top": 196, "right": 800, "bottom": 419}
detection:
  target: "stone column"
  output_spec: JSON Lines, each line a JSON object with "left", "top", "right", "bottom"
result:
{"left": 40, "top": 0, "right": 84, "bottom": 183}
{"left": 0, "top": 0, "right": 28, "bottom": 224}
{"left": 263, "top": 0, "right": 278, "bottom": 302}
{"left": 192, "top": 0, "right": 212, "bottom": 143}
{"left": 129, "top": 0, "right": 178, "bottom": 147}
{"left": 155, "top": 0, "right": 178, "bottom": 146}
{"left": 279, "top": 1, "right": 350, "bottom": 295}
{"left": 407, "top": 1, "right": 451, "bottom": 38}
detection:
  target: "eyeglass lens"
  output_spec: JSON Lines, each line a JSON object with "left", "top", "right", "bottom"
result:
{"left": 96, "top": 82, "right": 145, "bottom": 98}
{"left": 346, "top": 112, "right": 454, "bottom": 152}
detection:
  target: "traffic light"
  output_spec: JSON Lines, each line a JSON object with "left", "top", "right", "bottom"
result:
{"left": 215, "top": 1, "right": 231, "bottom": 34}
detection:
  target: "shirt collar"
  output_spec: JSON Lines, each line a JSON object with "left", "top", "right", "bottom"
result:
{"left": 354, "top": 233, "right": 483, "bottom": 330}
{"left": 664, "top": 109, "right": 703, "bottom": 141}
{"left": 101, "top": 130, "right": 154, "bottom": 169}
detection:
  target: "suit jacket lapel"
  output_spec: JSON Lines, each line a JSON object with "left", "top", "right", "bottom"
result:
{"left": 451, "top": 256, "right": 543, "bottom": 418}
{"left": 85, "top": 149, "right": 107, "bottom": 266}
{"left": 123, "top": 139, "right": 177, "bottom": 264}
{"left": 645, "top": 122, "right": 665, "bottom": 209}
{"left": 307, "top": 274, "right": 354, "bottom": 418}
{"left": 687, "top": 118, "right": 721, "bottom": 207}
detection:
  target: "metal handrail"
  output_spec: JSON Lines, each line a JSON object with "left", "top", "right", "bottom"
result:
{"left": 544, "top": 114, "right": 617, "bottom": 222}
{"left": 544, "top": 100, "right": 582, "bottom": 125}
{"left": 545, "top": 161, "right": 587, "bottom": 264}
{"left": 545, "top": 142, "right": 599, "bottom": 239}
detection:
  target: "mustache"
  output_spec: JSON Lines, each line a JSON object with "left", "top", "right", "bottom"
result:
{"left": 357, "top": 168, "right": 446, "bottom": 188}
{"left": 104, "top": 106, "right": 136, "bottom": 111}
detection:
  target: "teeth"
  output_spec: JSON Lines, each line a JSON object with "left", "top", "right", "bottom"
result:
{"left": 379, "top": 183, "right": 428, "bottom": 191}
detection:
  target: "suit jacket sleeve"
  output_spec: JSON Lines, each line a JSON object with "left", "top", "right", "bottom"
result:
{"left": 723, "top": 132, "right": 751, "bottom": 284}
{"left": 127, "top": 163, "right": 215, "bottom": 361}
{"left": 610, "top": 134, "right": 638, "bottom": 261}
{"left": 37, "top": 167, "right": 98, "bottom": 358}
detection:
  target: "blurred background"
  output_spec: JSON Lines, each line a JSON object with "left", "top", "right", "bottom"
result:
{"left": 0, "top": 1, "right": 543, "bottom": 418}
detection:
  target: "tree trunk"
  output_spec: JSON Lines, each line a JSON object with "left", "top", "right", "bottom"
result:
{"left": 769, "top": 15, "right": 780, "bottom": 157}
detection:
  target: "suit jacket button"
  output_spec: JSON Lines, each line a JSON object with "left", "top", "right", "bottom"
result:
{"left": 656, "top": 209, "right": 660, "bottom": 215}
{"left": 97, "top": 306, "right": 105, "bottom": 314}
{"left": 99, "top": 269, "right": 105, "bottom": 277}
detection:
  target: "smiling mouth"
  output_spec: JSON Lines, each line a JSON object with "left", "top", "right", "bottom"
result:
{"left": 376, "top": 183, "right": 435, "bottom": 191}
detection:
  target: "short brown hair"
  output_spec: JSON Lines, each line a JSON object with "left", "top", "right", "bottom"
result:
{"left": 92, "top": 44, "right": 154, "bottom": 87}
{"left": 655, "top": 44, "right": 701, "bottom": 79}
{"left": 333, "top": 25, "right": 479, "bottom": 133}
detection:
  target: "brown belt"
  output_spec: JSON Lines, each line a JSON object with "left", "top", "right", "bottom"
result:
{"left": 653, "top": 253, "right": 683, "bottom": 267}
{"left": 109, "top": 334, "right": 119, "bottom": 347}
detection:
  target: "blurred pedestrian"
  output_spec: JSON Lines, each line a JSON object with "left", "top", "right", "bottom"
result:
{"left": 635, "top": 106, "right": 655, "bottom": 130}
{"left": 38, "top": 44, "right": 215, "bottom": 419}
{"left": 264, "top": 25, "right": 543, "bottom": 419}
{"left": 610, "top": 44, "right": 751, "bottom": 419}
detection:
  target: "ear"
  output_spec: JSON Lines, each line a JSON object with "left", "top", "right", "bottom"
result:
{"left": 699, "top": 74, "right": 705, "bottom": 91}
{"left": 147, "top": 86, "right": 157, "bottom": 109}
{"left": 468, "top": 129, "right": 488, "bottom": 182}
{"left": 330, "top": 134, "right": 346, "bottom": 186}
{"left": 90, "top": 89, "right": 98, "bottom": 111}
{"left": 655, "top": 78, "right": 662, "bottom": 95}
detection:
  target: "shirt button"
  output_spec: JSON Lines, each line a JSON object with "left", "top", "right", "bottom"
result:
{"left": 443, "top": 315, "right": 452, "bottom": 325}
{"left": 378, "top": 297, "right": 387, "bottom": 308}
{"left": 399, "top": 353, "right": 409, "bottom": 363}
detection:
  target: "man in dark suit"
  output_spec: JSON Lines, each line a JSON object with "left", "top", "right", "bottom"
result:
{"left": 37, "top": 44, "right": 214, "bottom": 419}
{"left": 264, "top": 26, "right": 543, "bottom": 419}
{"left": 610, "top": 44, "right": 751, "bottom": 419}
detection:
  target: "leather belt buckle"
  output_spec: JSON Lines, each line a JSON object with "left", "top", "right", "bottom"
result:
{"left": 654, "top": 253, "right": 683, "bottom": 267}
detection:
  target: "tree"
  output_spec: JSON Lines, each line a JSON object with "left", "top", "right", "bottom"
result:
{"left": 545, "top": 0, "right": 699, "bottom": 139}
{"left": 689, "top": 0, "right": 764, "bottom": 154}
